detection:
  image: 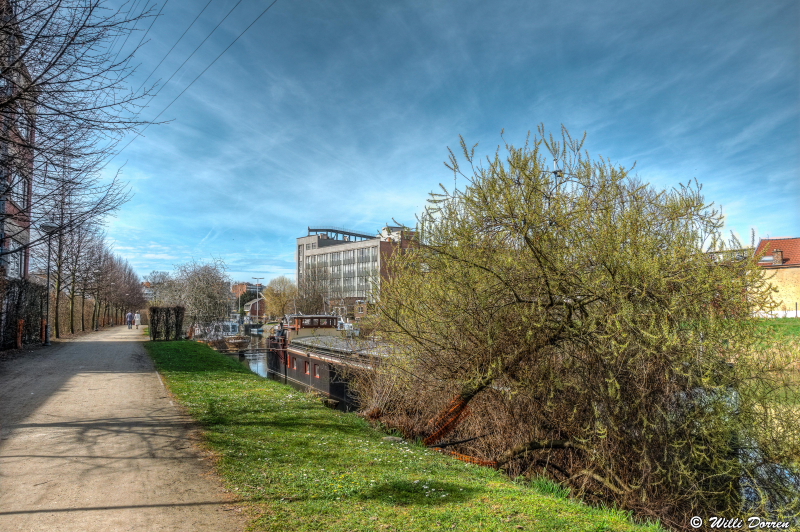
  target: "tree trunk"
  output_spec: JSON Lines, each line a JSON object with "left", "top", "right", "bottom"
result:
{"left": 423, "top": 331, "right": 564, "bottom": 446}
{"left": 68, "top": 275, "right": 76, "bottom": 334}
{"left": 54, "top": 278, "right": 62, "bottom": 338}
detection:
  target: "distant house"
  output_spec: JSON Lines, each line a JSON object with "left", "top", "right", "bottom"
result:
{"left": 231, "top": 282, "right": 261, "bottom": 298}
{"left": 141, "top": 282, "right": 154, "bottom": 302}
{"left": 755, "top": 237, "right": 800, "bottom": 318}
{"left": 243, "top": 297, "right": 266, "bottom": 319}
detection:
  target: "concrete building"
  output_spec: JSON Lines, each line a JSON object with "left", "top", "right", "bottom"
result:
{"left": 296, "top": 226, "right": 414, "bottom": 305}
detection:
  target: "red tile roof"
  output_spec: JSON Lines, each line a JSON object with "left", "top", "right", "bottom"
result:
{"left": 754, "top": 237, "right": 800, "bottom": 267}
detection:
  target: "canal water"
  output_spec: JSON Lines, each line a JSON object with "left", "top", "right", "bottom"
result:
{"left": 225, "top": 335, "right": 358, "bottom": 412}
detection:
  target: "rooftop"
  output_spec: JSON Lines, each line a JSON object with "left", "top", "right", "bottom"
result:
{"left": 755, "top": 237, "right": 800, "bottom": 267}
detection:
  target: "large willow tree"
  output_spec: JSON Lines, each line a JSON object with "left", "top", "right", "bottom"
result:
{"left": 366, "top": 126, "right": 799, "bottom": 529}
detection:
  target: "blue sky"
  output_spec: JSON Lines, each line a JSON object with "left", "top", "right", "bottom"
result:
{"left": 104, "top": 0, "right": 800, "bottom": 283}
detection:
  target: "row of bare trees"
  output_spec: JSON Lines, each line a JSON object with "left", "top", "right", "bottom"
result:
{"left": 0, "top": 0, "right": 156, "bottom": 344}
{"left": 30, "top": 226, "right": 144, "bottom": 339}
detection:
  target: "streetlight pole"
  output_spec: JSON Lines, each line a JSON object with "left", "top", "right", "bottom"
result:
{"left": 93, "top": 269, "right": 101, "bottom": 331}
{"left": 40, "top": 222, "right": 58, "bottom": 346}
{"left": 252, "top": 277, "right": 264, "bottom": 322}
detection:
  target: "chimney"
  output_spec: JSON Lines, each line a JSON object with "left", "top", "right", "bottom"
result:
{"left": 773, "top": 249, "right": 783, "bottom": 266}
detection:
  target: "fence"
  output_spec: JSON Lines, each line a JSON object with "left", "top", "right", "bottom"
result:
{"left": 149, "top": 306, "right": 185, "bottom": 341}
{"left": 755, "top": 303, "right": 799, "bottom": 319}
{"left": 0, "top": 278, "right": 47, "bottom": 349}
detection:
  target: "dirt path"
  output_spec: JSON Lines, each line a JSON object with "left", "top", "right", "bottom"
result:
{"left": 0, "top": 327, "right": 246, "bottom": 532}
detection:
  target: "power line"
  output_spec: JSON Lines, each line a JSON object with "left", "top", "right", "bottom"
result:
{"left": 108, "top": 0, "right": 149, "bottom": 67}
{"left": 101, "top": 0, "right": 243, "bottom": 163}
{"left": 135, "top": 0, "right": 216, "bottom": 93}
{"left": 123, "top": 0, "right": 172, "bottom": 71}
{"left": 139, "top": 0, "right": 244, "bottom": 103}
{"left": 108, "top": 0, "right": 280, "bottom": 164}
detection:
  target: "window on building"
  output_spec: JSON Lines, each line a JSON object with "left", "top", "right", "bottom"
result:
{"left": 10, "top": 171, "right": 27, "bottom": 208}
{"left": 306, "top": 244, "right": 311, "bottom": 250}
{"left": 5, "top": 248, "right": 21, "bottom": 279}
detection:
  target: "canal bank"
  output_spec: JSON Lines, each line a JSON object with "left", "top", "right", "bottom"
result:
{"left": 144, "top": 339, "right": 663, "bottom": 532}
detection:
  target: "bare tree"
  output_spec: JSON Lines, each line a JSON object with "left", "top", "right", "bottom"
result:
{"left": 143, "top": 270, "right": 175, "bottom": 307}
{"left": 146, "top": 259, "right": 231, "bottom": 332}
{"left": 296, "top": 263, "right": 327, "bottom": 314}
{"left": 0, "top": 0, "right": 156, "bottom": 269}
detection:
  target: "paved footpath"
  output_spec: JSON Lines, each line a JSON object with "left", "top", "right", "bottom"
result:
{"left": 0, "top": 326, "right": 245, "bottom": 532}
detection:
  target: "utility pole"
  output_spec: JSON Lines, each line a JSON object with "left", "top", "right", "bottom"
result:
{"left": 252, "top": 277, "right": 264, "bottom": 322}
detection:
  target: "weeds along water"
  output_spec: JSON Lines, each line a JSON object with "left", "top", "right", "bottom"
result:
{"left": 144, "top": 340, "right": 663, "bottom": 532}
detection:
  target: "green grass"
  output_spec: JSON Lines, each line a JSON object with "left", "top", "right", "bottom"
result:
{"left": 756, "top": 318, "right": 800, "bottom": 406}
{"left": 757, "top": 317, "right": 800, "bottom": 338}
{"left": 144, "top": 340, "right": 663, "bottom": 532}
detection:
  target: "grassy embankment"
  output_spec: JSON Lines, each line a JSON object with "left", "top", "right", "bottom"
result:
{"left": 760, "top": 317, "right": 800, "bottom": 338}
{"left": 757, "top": 318, "right": 800, "bottom": 405}
{"left": 145, "top": 340, "right": 662, "bottom": 532}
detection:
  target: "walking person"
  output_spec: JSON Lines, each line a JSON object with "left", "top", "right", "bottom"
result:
{"left": 126, "top": 311, "right": 134, "bottom": 329}
{"left": 134, "top": 312, "right": 141, "bottom": 330}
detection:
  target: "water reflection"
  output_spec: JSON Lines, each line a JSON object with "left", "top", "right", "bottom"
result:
{"left": 237, "top": 352, "right": 269, "bottom": 378}
{"left": 246, "top": 335, "right": 269, "bottom": 350}
{"left": 224, "top": 340, "right": 358, "bottom": 412}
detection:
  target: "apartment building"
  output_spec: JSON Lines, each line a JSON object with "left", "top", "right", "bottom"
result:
{"left": 296, "top": 226, "right": 414, "bottom": 303}
{"left": 0, "top": 3, "right": 35, "bottom": 279}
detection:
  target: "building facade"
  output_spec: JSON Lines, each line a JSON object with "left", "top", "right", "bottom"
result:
{"left": 231, "top": 282, "right": 262, "bottom": 299}
{"left": 755, "top": 237, "right": 800, "bottom": 318}
{"left": 0, "top": 3, "right": 35, "bottom": 279}
{"left": 296, "top": 226, "right": 414, "bottom": 304}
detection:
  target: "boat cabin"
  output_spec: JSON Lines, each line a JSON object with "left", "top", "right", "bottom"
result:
{"left": 278, "top": 314, "right": 341, "bottom": 342}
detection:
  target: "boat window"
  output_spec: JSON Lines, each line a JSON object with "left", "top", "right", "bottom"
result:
{"left": 314, "top": 364, "right": 320, "bottom": 378}
{"left": 302, "top": 318, "right": 312, "bottom": 327}
{"left": 304, "top": 361, "right": 310, "bottom": 375}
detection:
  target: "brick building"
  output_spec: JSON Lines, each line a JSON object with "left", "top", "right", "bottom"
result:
{"left": 0, "top": 3, "right": 35, "bottom": 279}
{"left": 755, "top": 237, "right": 800, "bottom": 318}
{"left": 231, "top": 282, "right": 262, "bottom": 298}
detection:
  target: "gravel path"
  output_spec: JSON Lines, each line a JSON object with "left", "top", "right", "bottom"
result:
{"left": 0, "top": 327, "right": 246, "bottom": 532}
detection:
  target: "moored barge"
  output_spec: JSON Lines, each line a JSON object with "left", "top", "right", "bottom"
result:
{"left": 265, "top": 315, "right": 385, "bottom": 410}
